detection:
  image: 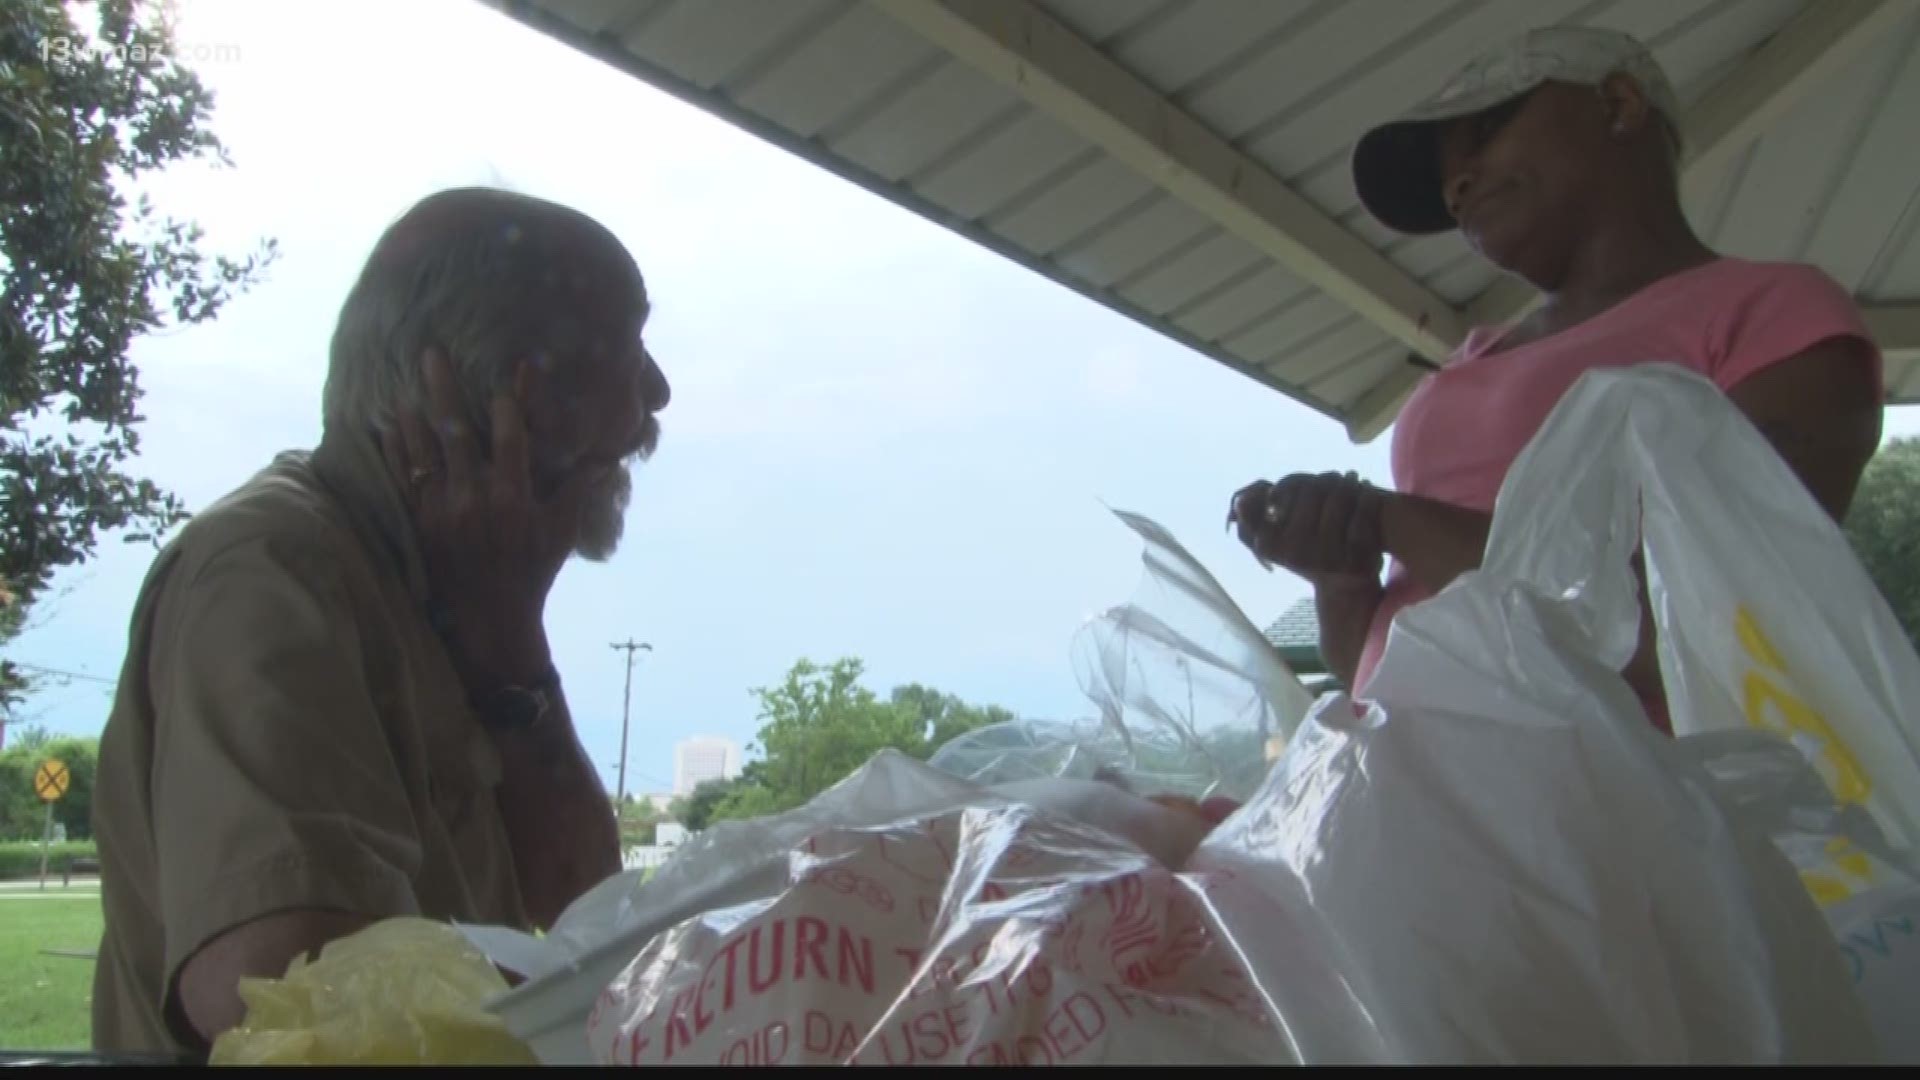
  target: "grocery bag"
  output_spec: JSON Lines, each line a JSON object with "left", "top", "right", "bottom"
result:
{"left": 585, "top": 788, "right": 1288, "bottom": 1066}
{"left": 1174, "top": 365, "right": 1882, "bottom": 1064}
{"left": 471, "top": 756, "right": 1212, "bottom": 1063}
{"left": 1683, "top": 729, "right": 1920, "bottom": 1062}
{"left": 1484, "top": 364, "right": 1920, "bottom": 848}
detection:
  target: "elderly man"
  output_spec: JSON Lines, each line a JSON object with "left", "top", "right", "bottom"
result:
{"left": 90, "top": 187, "right": 671, "bottom": 1055}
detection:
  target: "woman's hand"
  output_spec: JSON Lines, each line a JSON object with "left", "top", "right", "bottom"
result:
{"left": 1229, "top": 471, "right": 1386, "bottom": 585}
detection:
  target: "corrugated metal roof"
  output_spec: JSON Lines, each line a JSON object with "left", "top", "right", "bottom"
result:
{"left": 1263, "top": 595, "right": 1320, "bottom": 655}
{"left": 486, "top": 0, "right": 1920, "bottom": 437}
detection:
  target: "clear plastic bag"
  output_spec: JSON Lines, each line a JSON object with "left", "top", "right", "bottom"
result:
{"left": 930, "top": 509, "right": 1313, "bottom": 802}
{"left": 210, "top": 917, "right": 537, "bottom": 1065}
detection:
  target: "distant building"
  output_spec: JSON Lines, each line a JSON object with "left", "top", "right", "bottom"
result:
{"left": 635, "top": 792, "right": 676, "bottom": 814}
{"left": 674, "top": 736, "right": 741, "bottom": 795}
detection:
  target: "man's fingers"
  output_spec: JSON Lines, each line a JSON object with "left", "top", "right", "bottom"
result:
{"left": 395, "top": 405, "right": 441, "bottom": 504}
{"left": 421, "top": 348, "right": 478, "bottom": 484}
{"left": 376, "top": 419, "right": 411, "bottom": 491}
{"left": 490, "top": 365, "right": 533, "bottom": 506}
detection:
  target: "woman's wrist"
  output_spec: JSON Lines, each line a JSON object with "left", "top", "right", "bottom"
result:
{"left": 1307, "top": 570, "right": 1384, "bottom": 598}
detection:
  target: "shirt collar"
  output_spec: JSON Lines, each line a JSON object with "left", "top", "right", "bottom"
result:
{"left": 308, "top": 426, "right": 432, "bottom": 608}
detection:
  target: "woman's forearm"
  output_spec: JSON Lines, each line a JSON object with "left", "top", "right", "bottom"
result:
{"left": 1313, "top": 577, "right": 1385, "bottom": 690}
{"left": 1378, "top": 492, "right": 1493, "bottom": 596}
{"left": 1380, "top": 491, "right": 1666, "bottom": 701}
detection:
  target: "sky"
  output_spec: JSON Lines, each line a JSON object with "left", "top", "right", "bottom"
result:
{"left": 11, "top": 0, "right": 1919, "bottom": 797}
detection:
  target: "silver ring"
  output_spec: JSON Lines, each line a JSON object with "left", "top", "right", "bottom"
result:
{"left": 409, "top": 465, "right": 438, "bottom": 488}
{"left": 1263, "top": 502, "right": 1282, "bottom": 523}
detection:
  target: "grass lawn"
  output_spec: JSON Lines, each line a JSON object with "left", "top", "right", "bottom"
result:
{"left": 0, "top": 891, "right": 102, "bottom": 1050}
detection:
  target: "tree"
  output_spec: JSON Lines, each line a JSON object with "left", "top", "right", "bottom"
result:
{"left": 889, "top": 683, "right": 1017, "bottom": 747}
{"left": 1, "top": 0, "right": 277, "bottom": 705}
{"left": 697, "top": 658, "right": 1015, "bottom": 829}
{"left": 616, "top": 795, "right": 664, "bottom": 848}
{"left": 0, "top": 585, "right": 24, "bottom": 720}
{"left": 0, "top": 728, "right": 96, "bottom": 841}
{"left": 1845, "top": 437, "right": 1920, "bottom": 651}
{"left": 678, "top": 777, "right": 746, "bottom": 833}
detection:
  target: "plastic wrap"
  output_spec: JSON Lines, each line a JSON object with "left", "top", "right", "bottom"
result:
{"left": 209, "top": 917, "right": 537, "bottom": 1065}
{"left": 587, "top": 793, "right": 1284, "bottom": 1065}
{"left": 930, "top": 509, "right": 1314, "bottom": 801}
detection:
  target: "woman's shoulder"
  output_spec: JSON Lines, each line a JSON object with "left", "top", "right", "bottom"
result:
{"left": 1689, "top": 258, "right": 1877, "bottom": 389}
{"left": 1685, "top": 257, "right": 1857, "bottom": 310}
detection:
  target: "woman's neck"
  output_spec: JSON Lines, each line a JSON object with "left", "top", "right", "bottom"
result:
{"left": 1540, "top": 199, "right": 1718, "bottom": 328}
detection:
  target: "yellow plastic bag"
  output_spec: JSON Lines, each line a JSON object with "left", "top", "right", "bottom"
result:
{"left": 210, "top": 917, "right": 537, "bottom": 1065}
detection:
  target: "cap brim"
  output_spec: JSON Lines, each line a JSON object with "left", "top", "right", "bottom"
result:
{"left": 1352, "top": 120, "right": 1454, "bottom": 237}
{"left": 1352, "top": 82, "right": 1540, "bottom": 236}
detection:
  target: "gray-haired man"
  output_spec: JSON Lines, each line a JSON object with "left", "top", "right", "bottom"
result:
{"left": 91, "top": 188, "right": 671, "bottom": 1055}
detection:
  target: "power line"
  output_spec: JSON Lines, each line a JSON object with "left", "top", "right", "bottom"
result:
{"left": 8, "top": 661, "right": 116, "bottom": 687}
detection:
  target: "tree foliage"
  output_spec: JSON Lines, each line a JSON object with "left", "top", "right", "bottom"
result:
{"left": 1845, "top": 437, "right": 1920, "bottom": 651}
{"left": 690, "top": 658, "right": 1015, "bottom": 830}
{"left": 0, "top": 726, "right": 97, "bottom": 841}
{"left": 1, "top": 0, "right": 276, "bottom": 705}
{"left": 616, "top": 795, "right": 665, "bottom": 848}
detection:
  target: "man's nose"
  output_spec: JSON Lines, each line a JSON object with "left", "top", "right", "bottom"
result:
{"left": 641, "top": 350, "right": 671, "bottom": 413}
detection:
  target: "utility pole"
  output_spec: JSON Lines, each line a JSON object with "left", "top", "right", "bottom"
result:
{"left": 611, "top": 639, "right": 652, "bottom": 804}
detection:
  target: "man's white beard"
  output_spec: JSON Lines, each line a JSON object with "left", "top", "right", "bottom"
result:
{"left": 575, "top": 464, "right": 633, "bottom": 562}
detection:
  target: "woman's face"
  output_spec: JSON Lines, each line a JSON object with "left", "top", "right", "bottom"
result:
{"left": 1435, "top": 81, "right": 1619, "bottom": 283}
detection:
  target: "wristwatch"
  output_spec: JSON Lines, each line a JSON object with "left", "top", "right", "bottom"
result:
{"left": 473, "top": 665, "right": 562, "bottom": 733}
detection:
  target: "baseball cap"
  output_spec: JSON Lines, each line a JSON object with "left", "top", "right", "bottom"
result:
{"left": 1350, "top": 27, "right": 1681, "bottom": 236}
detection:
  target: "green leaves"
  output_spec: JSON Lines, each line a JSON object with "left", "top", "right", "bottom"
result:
{"left": 1844, "top": 437, "right": 1920, "bottom": 652}
{"left": 688, "top": 658, "right": 1015, "bottom": 830}
{"left": 1, "top": 0, "right": 275, "bottom": 683}
{"left": 0, "top": 726, "right": 98, "bottom": 841}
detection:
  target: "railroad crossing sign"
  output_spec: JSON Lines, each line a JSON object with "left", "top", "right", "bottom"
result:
{"left": 34, "top": 758, "right": 70, "bottom": 802}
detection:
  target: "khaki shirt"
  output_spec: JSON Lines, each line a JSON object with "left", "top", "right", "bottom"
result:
{"left": 91, "top": 433, "right": 529, "bottom": 1055}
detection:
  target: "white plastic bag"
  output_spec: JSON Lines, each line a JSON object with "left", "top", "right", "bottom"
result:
{"left": 1166, "top": 366, "right": 1881, "bottom": 1064}
{"left": 1485, "top": 364, "right": 1920, "bottom": 849}
{"left": 1683, "top": 730, "right": 1920, "bottom": 1062}
{"left": 586, "top": 790, "right": 1286, "bottom": 1065}
{"left": 472, "top": 755, "right": 1210, "bottom": 1063}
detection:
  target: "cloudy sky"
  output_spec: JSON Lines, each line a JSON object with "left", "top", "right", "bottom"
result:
{"left": 12, "top": 0, "right": 1917, "bottom": 797}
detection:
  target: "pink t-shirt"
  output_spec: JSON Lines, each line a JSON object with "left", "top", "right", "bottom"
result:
{"left": 1354, "top": 259, "right": 1882, "bottom": 727}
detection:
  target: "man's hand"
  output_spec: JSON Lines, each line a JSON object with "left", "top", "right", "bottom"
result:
{"left": 377, "top": 347, "right": 620, "bottom": 927}
{"left": 1229, "top": 472, "right": 1386, "bottom": 585}
{"left": 378, "top": 349, "right": 600, "bottom": 685}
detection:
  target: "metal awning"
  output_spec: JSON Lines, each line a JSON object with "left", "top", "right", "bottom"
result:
{"left": 484, "top": 0, "right": 1920, "bottom": 442}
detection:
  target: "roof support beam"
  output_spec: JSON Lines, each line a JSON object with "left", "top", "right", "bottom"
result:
{"left": 1459, "top": 0, "right": 1909, "bottom": 336}
{"left": 869, "top": 0, "right": 1466, "bottom": 378}
{"left": 1866, "top": 303, "right": 1920, "bottom": 365}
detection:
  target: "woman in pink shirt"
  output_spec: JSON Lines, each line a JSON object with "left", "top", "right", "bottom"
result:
{"left": 1231, "top": 28, "right": 1884, "bottom": 733}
